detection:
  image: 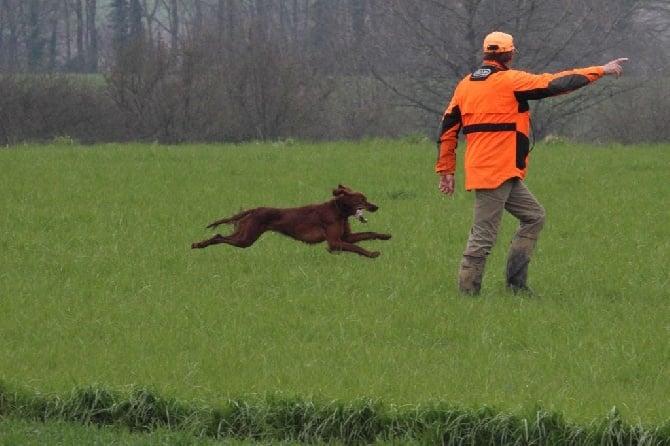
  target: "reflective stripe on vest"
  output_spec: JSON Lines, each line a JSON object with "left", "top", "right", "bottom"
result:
{"left": 462, "top": 123, "right": 516, "bottom": 134}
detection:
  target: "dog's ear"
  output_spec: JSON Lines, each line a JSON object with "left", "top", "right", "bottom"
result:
{"left": 333, "top": 184, "right": 346, "bottom": 196}
{"left": 334, "top": 184, "right": 353, "bottom": 194}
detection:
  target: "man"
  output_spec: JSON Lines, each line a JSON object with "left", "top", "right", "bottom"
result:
{"left": 436, "top": 31, "right": 628, "bottom": 295}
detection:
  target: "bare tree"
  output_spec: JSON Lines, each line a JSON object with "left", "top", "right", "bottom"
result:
{"left": 73, "top": 0, "right": 85, "bottom": 70}
{"left": 167, "top": 0, "right": 178, "bottom": 55}
{"left": 85, "top": 0, "right": 97, "bottom": 72}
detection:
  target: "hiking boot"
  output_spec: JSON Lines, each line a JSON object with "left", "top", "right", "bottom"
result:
{"left": 506, "top": 282, "right": 535, "bottom": 296}
{"left": 505, "top": 235, "right": 537, "bottom": 294}
{"left": 458, "top": 255, "right": 486, "bottom": 296}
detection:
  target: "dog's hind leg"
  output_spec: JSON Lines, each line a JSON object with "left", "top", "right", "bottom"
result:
{"left": 206, "top": 209, "right": 254, "bottom": 229}
{"left": 191, "top": 233, "right": 228, "bottom": 249}
{"left": 191, "top": 223, "right": 266, "bottom": 249}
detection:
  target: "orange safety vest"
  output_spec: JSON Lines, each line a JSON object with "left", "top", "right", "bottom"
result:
{"left": 436, "top": 60, "right": 604, "bottom": 190}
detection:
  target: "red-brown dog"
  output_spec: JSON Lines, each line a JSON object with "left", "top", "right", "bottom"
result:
{"left": 191, "top": 184, "right": 391, "bottom": 258}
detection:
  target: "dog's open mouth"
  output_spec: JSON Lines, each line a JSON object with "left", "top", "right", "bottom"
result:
{"left": 355, "top": 209, "right": 368, "bottom": 223}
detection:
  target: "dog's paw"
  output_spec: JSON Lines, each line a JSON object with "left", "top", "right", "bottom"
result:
{"left": 369, "top": 251, "right": 381, "bottom": 258}
{"left": 378, "top": 234, "right": 392, "bottom": 240}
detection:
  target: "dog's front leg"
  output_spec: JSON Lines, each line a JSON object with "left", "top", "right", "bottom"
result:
{"left": 344, "top": 232, "right": 392, "bottom": 243}
{"left": 327, "top": 240, "right": 381, "bottom": 258}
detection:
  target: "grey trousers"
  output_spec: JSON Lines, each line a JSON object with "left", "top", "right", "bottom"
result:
{"left": 464, "top": 178, "right": 546, "bottom": 258}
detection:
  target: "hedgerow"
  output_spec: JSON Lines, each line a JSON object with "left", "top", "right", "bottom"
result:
{"left": 1, "top": 382, "right": 668, "bottom": 445}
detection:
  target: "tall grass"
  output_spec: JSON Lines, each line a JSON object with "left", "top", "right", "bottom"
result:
{"left": 1, "top": 383, "right": 668, "bottom": 444}
{"left": 0, "top": 139, "right": 668, "bottom": 443}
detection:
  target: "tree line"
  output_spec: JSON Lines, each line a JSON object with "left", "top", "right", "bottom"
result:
{"left": 0, "top": 0, "right": 668, "bottom": 144}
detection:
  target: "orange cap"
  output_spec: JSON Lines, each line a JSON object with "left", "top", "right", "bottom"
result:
{"left": 483, "top": 31, "right": 515, "bottom": 53}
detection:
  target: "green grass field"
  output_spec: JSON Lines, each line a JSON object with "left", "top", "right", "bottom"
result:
{"left": 0, "top": 139, "right": 668, "bottom": 443}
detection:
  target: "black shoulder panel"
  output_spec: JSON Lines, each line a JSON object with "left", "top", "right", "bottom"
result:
{"left": 515, "top": 73, "right": 590, "bottom": 101}
{"left": 470, "top": 65, "right": 503, "bottom": 81}
{"left": 440, "top": 105, "right": 462, "bottom": 134}
{"left": 547, "top": 74, "right": 590, "bottom": 94}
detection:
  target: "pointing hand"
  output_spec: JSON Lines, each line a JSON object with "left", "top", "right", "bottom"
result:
{"left": 602, "top": 58, "right": 629, "bottom": 78}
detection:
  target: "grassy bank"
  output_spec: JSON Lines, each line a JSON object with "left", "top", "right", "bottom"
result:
{"left": 1, "top": 384, "right": 668, "bottom": 444}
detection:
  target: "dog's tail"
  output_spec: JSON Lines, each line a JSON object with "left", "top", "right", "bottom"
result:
{"left": 206, "top": 209, "right": 253, "bottom": 229}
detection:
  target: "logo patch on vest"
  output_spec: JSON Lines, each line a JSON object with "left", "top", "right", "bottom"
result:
{"left": 471, "top": 68, "right": 493, "bottom": 81}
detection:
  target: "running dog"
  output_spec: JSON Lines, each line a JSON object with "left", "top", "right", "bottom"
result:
{"left": 191, "top": 185, "right": 391, "bottom": 258}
